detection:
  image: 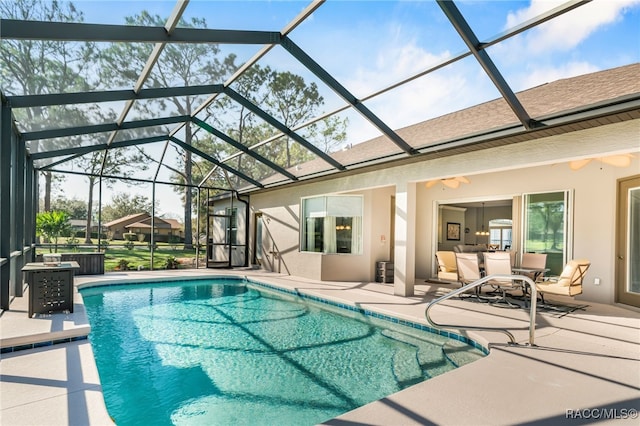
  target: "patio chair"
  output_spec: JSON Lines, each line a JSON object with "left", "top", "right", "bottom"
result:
{"left": 521, "top": 253, "right": 548, "bottom": 282}
{"left": 435, "top": 251, "right": 457, "bottom": 282}
{"left": 484, "top": 251, "right": 524, "bottom": 307}
{"left": 454, "top": 253, "right": 482, "bottom": 298}
{"left": 535, "top": 259, "right": 590, "bottom": 304}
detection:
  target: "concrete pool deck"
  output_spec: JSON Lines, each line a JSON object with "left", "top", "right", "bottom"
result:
{"left": 1, "top": 269, "right": 639, "bottom": 425}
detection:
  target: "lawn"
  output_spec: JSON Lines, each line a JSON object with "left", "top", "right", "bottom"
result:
{"left": 37, "top": 239, "right": 204, "bottom": 272}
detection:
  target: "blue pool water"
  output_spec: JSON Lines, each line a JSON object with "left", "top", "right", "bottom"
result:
{"left": 81, "top": 278, "right": 484, "bottom": 425}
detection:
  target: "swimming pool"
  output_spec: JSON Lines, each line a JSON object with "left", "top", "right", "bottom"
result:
{"left": 81, "top": 277, "right": 485, "bottom": 425}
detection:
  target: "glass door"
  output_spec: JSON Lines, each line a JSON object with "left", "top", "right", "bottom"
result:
{"left": 522, "top": 191, "right": 572, "bottom": 275}
{"left": 616, "top": 175, "right": 640, "bottom": 307}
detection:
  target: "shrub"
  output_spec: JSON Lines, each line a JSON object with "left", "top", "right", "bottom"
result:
{"left": 165, "top": 255, "right": 179, "bottom": 269}
{"left": 66, "top": 236, "right": 79, "bottom": 251}
{"left": 124, "top": 240, "right": 135, "bottom": 250}
{"left": 123, "top": 232, "right": 137, "bottom": 242}
{"left": 116, "top": 259, "right": 131, "bottom": 271}
{"left": 36, "top": 210, "right": 70, "bottom": 253}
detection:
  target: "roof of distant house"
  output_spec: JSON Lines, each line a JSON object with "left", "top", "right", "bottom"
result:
{"left": 103, "top": 212, "right": 150, "bottom": 228}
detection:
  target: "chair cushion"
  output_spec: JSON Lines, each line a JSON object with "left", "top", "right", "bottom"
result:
{"left": 436, "top": 251, "right": 457, "bottom": 272}
{"left": 536, "top": 281, "right": 582, "bottom": 296}
{"left": 438, "top": 271, "right": 458, "bottom": 281}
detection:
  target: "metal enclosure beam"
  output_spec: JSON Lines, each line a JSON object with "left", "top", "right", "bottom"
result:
{"left": 191, "top": 117, "right": 298, "bottom": 181}
{"left": 0, "top": 101, "right": 11, "bottom": 309}
{"left": 169, "top": 136, "right": 264, "bottom": 188}
{"left": 437, "top": 0, "right": 536, "bottom": 129}
{"left": 224, "top": 87, "right": 345, "bottom": 171}
{"left": 30, "top": 135, "right": 169, "bottom": 160}
{"left": 22, "top": 115, "right": 191, "bottom": 141}
{"left": 0, "top": 19, "right": 282, "bottom": 44}
{"left": 280, "top": 35, "right": 417, "bottom": 155}
{"left": 8, "top": 85, "right": 224, "bottom": 108}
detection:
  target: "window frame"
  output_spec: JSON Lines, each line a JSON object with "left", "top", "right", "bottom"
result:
{"left": 300, "top": 195, "right": 363, "bottom": 255}
{"left": 521, "top": 190, "right": 573, "bottom": 275}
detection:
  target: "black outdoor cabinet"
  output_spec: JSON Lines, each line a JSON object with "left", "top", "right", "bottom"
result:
{"left": 22, "top": 262, "right": 79, "bottom": 318}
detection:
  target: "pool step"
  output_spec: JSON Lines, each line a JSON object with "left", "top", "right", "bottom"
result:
{"left": 442, "top": 340, "right": 485, "bottom": 367}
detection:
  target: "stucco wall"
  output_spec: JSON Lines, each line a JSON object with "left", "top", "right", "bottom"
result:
{"left": 249, "top": 120, "right": 639, "bottom": 305}
{"left": 251, "top": 185, "right": 395, "bottom": 281}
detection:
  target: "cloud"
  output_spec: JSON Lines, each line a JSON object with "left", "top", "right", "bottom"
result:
{"left": 342, "top": 31, "right": 494, "bottom": 143}
{"left": 506, "top": 0, "right": 640, "bottom": 54}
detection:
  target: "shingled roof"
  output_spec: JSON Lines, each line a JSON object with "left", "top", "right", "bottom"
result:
{"left": 259, "top": 63, "right": 639, "bottom": 187}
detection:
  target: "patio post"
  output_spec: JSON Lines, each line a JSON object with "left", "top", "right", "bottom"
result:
{"left": 393, "top": 181, "right": 417, "bottom": 297}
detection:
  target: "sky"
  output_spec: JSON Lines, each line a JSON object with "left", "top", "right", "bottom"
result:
{"left": 28, "top": 0, "right": 640, "bottom": 220}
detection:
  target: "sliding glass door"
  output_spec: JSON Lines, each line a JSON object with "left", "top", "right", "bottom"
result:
{"left": 522, "top": 191, "right": 572, "bottom": 275}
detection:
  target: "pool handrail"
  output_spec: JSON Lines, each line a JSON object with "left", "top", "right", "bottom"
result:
{"left": 425, "top": 274, "right": 538, "bottom": 346}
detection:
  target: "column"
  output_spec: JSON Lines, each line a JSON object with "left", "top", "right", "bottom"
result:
{"left": 393, "top": 181, "right": 417, "bottom": 296}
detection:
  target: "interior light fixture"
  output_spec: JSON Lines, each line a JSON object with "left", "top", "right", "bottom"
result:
{"left": 475, "top": 202, "right": 489, "bottom": 236}
{"left": 425, "top": 176, "right": 470, "bottom": 189}
{"left": 568, "top": 153, "right": 635, "bottom": 171}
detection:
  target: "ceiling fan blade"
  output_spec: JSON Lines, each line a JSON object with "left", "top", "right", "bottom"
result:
{"left": 569, "top": 159, "right": 591, "bottom": 170}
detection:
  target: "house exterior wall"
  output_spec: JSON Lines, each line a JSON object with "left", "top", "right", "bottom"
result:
{"left": 249, "top": 120, "right": 640, "bottom": 305}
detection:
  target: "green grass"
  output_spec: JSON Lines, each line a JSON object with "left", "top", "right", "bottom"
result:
{"left": 37, "top": 239, "right": 204, "bottom": 272}
{"left": 103, "top": 247, "right": 202, "bottom": 271}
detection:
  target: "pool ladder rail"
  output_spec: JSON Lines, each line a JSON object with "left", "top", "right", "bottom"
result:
{"left": 425, "top": 274, "right": 538, "bottom": 346}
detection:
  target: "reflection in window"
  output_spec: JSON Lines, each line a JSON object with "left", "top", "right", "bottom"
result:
{"left": 523, "top": 191, "right": 571, "bottom": 275}
{"left": 489, "top": 219, "right": 512, "bottom": 250}
{"left": 301, "top": 195, "right": 363, "bottom": 254}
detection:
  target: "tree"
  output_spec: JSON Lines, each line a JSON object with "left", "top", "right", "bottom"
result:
{"left": 195, "top": 65, "right": 348, "bottom": 190}
{"left": 36, "top": 210, "right": 70, "bottom": 253}
{"left": 50, "top": 196, "right": 87, "bottom": 219}
{"left": 76, "top": 149, "right": 148, "bottom": 243}
{"left": 100, "top": 11, "right": 236, "bottom": 249}
{"left": 101, "top": 193, "right": 154, "bottom": 223}
{"left": 0, "top": 0, "right": 96, "bottom": 211}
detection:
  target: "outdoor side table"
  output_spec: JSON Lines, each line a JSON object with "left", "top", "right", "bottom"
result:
{"left": 22, "top": 261, "right": 80, "bottom": 318}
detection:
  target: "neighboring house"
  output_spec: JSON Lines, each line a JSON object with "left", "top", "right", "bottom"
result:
{"left": 67, "top": 219, "right": 105, "bottom": 236}
{"left": 210, "top": 64, "right": 640, "bottom": 308}
{"left": 103, "top": 213, "right": 150, "bottom": 240}
{"left": 67, "top": 219, "right": 86, "bottom": 234}
{"left": 104, "top": 213, "right": 184, "bottom": 243}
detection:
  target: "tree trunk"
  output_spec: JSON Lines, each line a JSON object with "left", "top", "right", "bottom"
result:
{"left": 183, "top": 122, "right": 194, "bottom": 250}
{"left": 44, "top": 171, "right": 52, "bottom": 211}
{"left": 84, "top": 177, "right": 95, "bottom": 244}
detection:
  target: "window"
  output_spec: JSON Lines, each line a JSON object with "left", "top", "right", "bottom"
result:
{"left": 489, "top": 219, "right": 512, "bottom": 250}
{"left": 301, "top": 195, "right": 363, "bottom": 254}
{"left": 225, "top": 208, "right": 237, "bottom": 245}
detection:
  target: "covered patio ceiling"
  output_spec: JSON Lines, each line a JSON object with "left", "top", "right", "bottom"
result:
{"left": 1, "top": 0, "right": 639, "bottom": 194}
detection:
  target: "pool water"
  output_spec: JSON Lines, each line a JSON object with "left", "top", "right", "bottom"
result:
{"left": 81, "top": 279, "right": 484, "bottom": 425}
